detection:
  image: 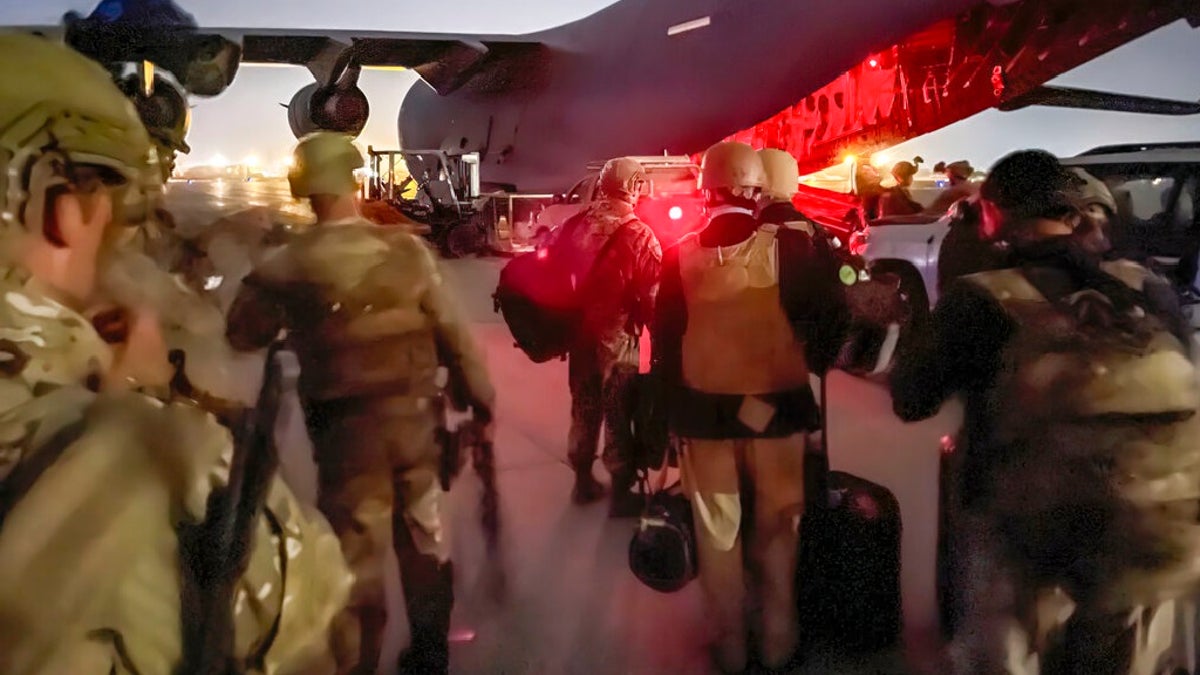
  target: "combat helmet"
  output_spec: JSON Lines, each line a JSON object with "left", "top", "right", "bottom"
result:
{"left": 287, "top": 132, "right": 364, "bottom": 199}
{"left": 0, "top": 34, "right": 159, "bottom": 238}
{"left": 699, "top": 141, "right": 765, "bottom": 198}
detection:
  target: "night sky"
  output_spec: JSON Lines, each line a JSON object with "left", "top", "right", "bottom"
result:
{"left": 4, "top": 0, "right": 1198, "bottom": 177}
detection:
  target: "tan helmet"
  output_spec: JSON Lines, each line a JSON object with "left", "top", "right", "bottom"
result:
{"left": 287, "top": 132, "right": 364, "bottom": 198}
{"left": 699, "top": 141, "right": 766, "bottom": 197}
{"left": 597, "top": 156, "right": 646, "bottom": 202}
{"left": 1066, "top": 167, "right": 1117, "bottom": 215}
{"left": 0, "top": 34, "right": 159, "bottom": 238}
{"left": 758, "top": 148, "right": 799, "bottom": 201}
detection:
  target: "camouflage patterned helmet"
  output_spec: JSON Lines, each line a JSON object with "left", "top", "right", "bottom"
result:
{"left": 597, "top": 157, "right": 646, "bottom": 202}
{"left": 699, "top": 141, "right": 765, "bottom": 197}
{"left": 287, "top": 132, "right": 363, "bottom": 199}
{"left": 0, "top": 34, "right": 159, "bottom": 237}
{"left": 758, "top": 148, "right": 799, "bottom": 201}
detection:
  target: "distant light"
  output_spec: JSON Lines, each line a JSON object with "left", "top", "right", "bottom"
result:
{"left": 668, "top": 206, "right": 683, "bottom": 220}
{"left": 210, "top": 153, "right": 229, "bottom": 168}
{"left": 870, "top": 152, "right": 890, "bottom": 168}
{"left": 868, "top": 58, "right": 879, "bottom": 68}
{"left": 204, "top": 275, "right": 224, "bottom": 291}
{"left": 537, "top": 247, "right": 549, "bottom": 260}
{"left": 667, "top": 16, "right": 711, "bottom": 36}
{"left": 243, "top": 155, "right": 259, "bottom": 168}
{"left": 842, "top": 154, "right": 857, "bottom": 165}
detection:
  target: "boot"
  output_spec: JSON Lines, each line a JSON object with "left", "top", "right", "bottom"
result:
{"left": 571, "top": 465, "right": 607, "bottom": 505}
{"left": 608, "top": 469, "right": 643, "bottom": 519}
{"left": 398, "top": 559, "right": 454, "bottom": 675}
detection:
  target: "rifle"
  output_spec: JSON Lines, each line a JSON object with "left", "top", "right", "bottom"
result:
{"left": 176, "top": 341, "right": 285, "bottom": 675}
{"left": 439, "top": 406, "right": 506, "bottom": 601}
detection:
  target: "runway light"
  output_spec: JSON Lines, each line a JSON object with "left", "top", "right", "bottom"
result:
{"left": 668, "top": 205, "right": 683, "bottom": 220}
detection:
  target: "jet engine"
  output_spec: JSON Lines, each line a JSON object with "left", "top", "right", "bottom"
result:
{"left": 287, "top": 65, "right": 369, "bottom": 139}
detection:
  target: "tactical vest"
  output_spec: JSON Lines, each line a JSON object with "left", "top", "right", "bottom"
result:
{"left": 259, "top": 222, "right": 442, "bottom": 403}
{"left": 963, "top": 262, "right": 1200, "bottom": 608}
{"left": 678, "top": 221, "right": 811, "bottom": 395}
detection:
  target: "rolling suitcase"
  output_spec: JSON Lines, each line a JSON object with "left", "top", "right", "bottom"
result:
{"left": 796, "top": 378, "right": 903, "bottom": 653}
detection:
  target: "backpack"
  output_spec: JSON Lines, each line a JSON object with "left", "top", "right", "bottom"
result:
{"left": 493, "top": 212, "right": 636, "bottom": 363}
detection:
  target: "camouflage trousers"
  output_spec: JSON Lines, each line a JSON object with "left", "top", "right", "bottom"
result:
{"left": 304, "top": 395, "right": 453, "bottom": 675}
{"left": 948, "top": 514, "right": 1187, "bottom": 675}
{"left": 567, "top": 341, "right": 639, "bottom": 477}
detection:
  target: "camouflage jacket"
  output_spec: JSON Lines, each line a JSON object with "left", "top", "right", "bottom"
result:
{"left": 0, "top": 253, "right": 351, "bottom": 674}
{"left": 558, "top": 199, "right": 661, "bottom": 358}
{"left": 0, "top": 264, "right": 112, "bottom": 422}
{"left": 227, "top": 218, "right": 495, "bottom": 411}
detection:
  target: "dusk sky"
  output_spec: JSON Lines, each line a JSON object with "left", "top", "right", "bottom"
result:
{"left": 3, "top": 1, "right": 1199, "bottom": 177}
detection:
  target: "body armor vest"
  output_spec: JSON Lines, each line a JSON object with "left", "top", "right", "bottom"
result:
{"left": 678, "top": 223, "right": 810, "bottom": 395}
{"left": 262, "top": 223, "right": 441, "bottom": 402}
{"left": 963, "top": 262, "right": 1200, "bottom": 608}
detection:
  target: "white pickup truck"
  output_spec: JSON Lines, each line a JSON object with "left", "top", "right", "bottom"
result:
{"left": 852, "top": 143, "right": 1200, "bottom": 322}
{"left": 531, "top": 155, "right": 706, "bottom": 247}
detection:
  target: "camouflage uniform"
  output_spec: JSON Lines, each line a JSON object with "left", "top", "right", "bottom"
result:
{"left": 892, "top": 238, "right": 1200, "bottom": 674}
{"left": 227, "top": 216, "right": 495, "bottom": 675}
{"left": 0, "top": 35, "right": 349, "bottom": 674}
{"left": 559, "top": 196, "right": 661, "bottom": 501}
{"left": 0, "top": 254, "right": 353, "bottom": 675}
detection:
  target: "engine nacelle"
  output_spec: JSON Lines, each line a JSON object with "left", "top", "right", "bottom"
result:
{"left": 287, "top": 81, "right": 369, "bottom": 139}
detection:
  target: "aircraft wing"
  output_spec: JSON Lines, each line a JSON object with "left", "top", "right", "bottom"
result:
{"left": 221, "top": 28, "right": 544, "bottom": 95}
{"left": 10, "top": 19, "right": 543, "bottom": 97}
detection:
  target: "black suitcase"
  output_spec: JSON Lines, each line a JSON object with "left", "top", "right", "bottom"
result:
{"left": 796, "top": 469, "right": 903, "bottom": 653}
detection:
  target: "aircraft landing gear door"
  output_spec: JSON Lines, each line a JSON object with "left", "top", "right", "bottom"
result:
{"left": 821, "top": 370, "right": 962, "bottom": 667}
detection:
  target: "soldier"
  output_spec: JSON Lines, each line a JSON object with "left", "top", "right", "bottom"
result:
{"left": 877, "top": 160, "right": 924, "bottom": 217}
{"left": 892, "top": 150, "right": 1200, "bottom": 674}
{"left": 1065, "top": 167, "right": 1118, "bottom": 257}
{"left": 0, "top": 34, "right": 350, "bottom": 674}
{"left": 227, "top": 132, "right": 496, "bottom": 675}
{"left": 926, "top": 160, "right": 979, "bottom": 215}
{"left": 653, "top": 142, "right": 849, "bottom": 672}
{"left": 114, "top": 72, "right": 193, "bottom": 271}
{"left": 553, "top": 156, "right": 661, "bottom": 516}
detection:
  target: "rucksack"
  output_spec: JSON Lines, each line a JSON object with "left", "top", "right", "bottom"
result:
{"left": 493, "top": 212, "right": 636, "bottom": 363}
